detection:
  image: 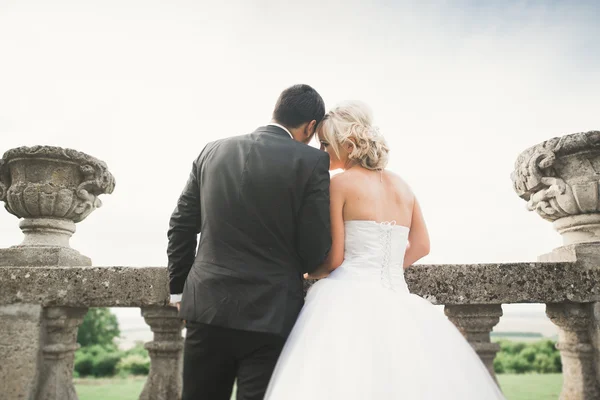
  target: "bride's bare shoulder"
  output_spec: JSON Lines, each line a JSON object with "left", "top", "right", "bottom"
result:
{"left": 330, "top": 171, "right": 354, "bottom": 191}
{"left": 383, "top": 170, "right": 415, "bottom": 197}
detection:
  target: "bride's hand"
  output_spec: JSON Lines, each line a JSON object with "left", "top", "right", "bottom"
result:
{"left": 304, "top": 271, "right": 329, "bottom": 280}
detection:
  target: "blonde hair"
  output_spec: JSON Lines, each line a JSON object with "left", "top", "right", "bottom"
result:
{"left": 319, "top": 101, "right": 389, "bottom": 170}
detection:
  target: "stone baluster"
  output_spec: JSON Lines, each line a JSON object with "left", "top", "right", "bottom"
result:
{"left": 139, "top": 306, "right": 184, "bottom": 400}
{"left": 444, "top": 304, "right": 502, "bottom": 381}
{"left": 34, "top": 307, "right": 87, "bottom": 400}
{"left": 546, "top": 303, "right": 600, "bottom": 399}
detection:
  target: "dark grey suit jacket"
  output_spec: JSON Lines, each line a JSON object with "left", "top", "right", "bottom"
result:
{"left": 167, "top": 125, "right": 331, "bottom": 337}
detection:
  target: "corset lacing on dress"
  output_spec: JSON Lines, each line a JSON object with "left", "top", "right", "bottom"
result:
{"left": 379, "top": 221, "right": 396, "bottom": 291}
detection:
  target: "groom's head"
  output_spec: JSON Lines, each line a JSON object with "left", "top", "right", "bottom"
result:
{"left": 272, "top": 84, "right": 325, "bottom": 144}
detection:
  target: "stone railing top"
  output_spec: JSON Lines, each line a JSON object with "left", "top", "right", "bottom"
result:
{"left": 404, "top": 261, "right": 593, "bottom": 304}
{"left": 0, "top": 266, "right": 169, "bottom": 307}
{"left": 1, "top": 261, "right": 593, "bottom": 308}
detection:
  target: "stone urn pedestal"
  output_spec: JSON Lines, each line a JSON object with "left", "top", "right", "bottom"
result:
{"left": 0, "top": 146, "right": 114, "bottom": 400}
{"left": 512, "top": 130, "right": 600, "bottom": 399}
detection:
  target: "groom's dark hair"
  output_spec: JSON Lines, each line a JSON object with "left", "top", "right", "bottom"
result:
{"left": 272, "top": 84, "right": 326, "bottom": 129}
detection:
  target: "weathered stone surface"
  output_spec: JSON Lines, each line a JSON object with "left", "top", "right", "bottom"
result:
{"left": 404, "top": 262, "right": 600, "bottom": 304}
{"left": 0, "top": 241, "right": 92, "bottom": 399}
{"left": 3, "top": 262, "right": 593, "bottom": 308}
{"left": 0, "top": 266, "right": 170, "bottom": 307}
{"left": 513, "top": 132, "right": 600, "bottom": 395}
{"left": 0, "top": 145, "right": 115, "bottom": 251}
{"left": 139, "top": 306, "right": 183, "bottom": 400}
{"left": 554, "top": 215, "right": 600, "bottom": 246}
{"left": 511, "top": 130, "right": 600, "bottom": 244}
{"left": 34, "top": 306, "right": 87, "bottom": 400}
{"left": 18, "top": 218, "right": 77, "bottom": 248}
{"left": 547, "top": 303, "right": 600, "bottom": 399}
{"left": 512, "top": 131, "right": 600, "bottom": 218}
{"left": 591, "top": 303, "right": 600, "bottom": 385}
{"left": 0, "top": 145, "right": 115, "bottom": 400}
{"left": 0, "top": 146, "right": 115, "bottom": 222}
{"left": 544, "top": 243, "right": 600, "bottom": 392}
{"left": 0, "top": 246, "right": 91, "bottom": 267}
{"left": 0, "top": 304, "right": 42, "bottom": 400}
{"left": 445, "top": 304, "right": 502, "bottom": 383}
{"left": 305, "top": 262, "right": 587, "bottom": 303}
{"left": 539, "top": 243, "right": 594, "bottom": 265}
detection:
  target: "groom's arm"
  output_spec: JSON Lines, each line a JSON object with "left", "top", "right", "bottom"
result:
{"left": 296, "top": 153, "right": 332, "bottom": 274}
{"left": 167, "top": 155, "right": 203, "bottom": 302}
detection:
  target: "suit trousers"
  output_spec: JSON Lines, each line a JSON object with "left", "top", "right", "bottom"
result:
{"left": 182, "top": 322, "right": 286, "bottom": 400}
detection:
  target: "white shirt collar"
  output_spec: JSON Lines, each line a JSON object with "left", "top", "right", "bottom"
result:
{"left": 267, "top": 122, "right": 293, "bottom": 139}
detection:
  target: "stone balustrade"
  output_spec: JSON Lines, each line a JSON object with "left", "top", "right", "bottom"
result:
{"left": 0, "top": 261, "right": 585, "bottom": 399}
{"left": 2, "top": 131, "right": 600, "bottom": 400}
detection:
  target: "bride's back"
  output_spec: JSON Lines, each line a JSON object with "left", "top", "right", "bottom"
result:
{"left": 316, "top": 100, "right": 430, "bottom": 268}
{"left": 338, "top": 167, "right": 414, "bottom": 228}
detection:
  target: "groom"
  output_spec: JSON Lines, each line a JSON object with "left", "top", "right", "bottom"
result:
{"left": 167, "top": 84, "right": 332, "bottom": 400}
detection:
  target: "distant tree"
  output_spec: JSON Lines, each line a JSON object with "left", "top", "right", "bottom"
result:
{"left": 77, "top": 308, "right": 120, "bottom": 348}
{"left": 494, "top": 339, "right": 562, "bottom": 374}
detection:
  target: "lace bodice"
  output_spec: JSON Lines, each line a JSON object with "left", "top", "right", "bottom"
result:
{"left": 327, "top": 220, "right": 410, "bottom": 293}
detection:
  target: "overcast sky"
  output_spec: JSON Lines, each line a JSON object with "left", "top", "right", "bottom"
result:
{"left": 1, "top": 0, "right": 599, "bottom": 269}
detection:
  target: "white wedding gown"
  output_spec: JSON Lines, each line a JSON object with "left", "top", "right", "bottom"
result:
{"left": 265, "top": 220, "right": 505, "bottom": 399}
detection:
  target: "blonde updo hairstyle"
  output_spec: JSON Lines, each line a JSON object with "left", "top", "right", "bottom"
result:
{"left": 319, "top": 101, "right": 389, "bottom": 170}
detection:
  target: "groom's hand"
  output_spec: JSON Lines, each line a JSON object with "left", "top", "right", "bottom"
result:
{"left": 168, "top": 301, "right": 181, "bottom": 314}
{"left": 169, "top": 302, "right": 185, "bottom": 325}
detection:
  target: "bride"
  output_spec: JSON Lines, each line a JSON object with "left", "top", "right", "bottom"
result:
{"left": 265, "top": 101, "right": 505, "bottom": 399}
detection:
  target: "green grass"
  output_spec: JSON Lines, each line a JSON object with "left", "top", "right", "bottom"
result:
{"left": 75, "top": 374, "right": 562, "bottom": 400}
{"left": 75, "top": 377, "right": 146, "bottom": 400}
{"left": 75, "top": 377, "right": 237, "bottom": 400}
{"left": 498, "top": 373, "right": 563, "bottom": 400}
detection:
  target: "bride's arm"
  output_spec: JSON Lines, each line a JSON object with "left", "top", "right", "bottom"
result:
{"left": 403, "top": 197, "right": 430, "bottom": 268}
{"left": 305, "top": 176, "right": 346, "bottom": 279}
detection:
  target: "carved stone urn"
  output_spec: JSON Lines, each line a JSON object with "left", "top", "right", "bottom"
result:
{"left": 0, "top": 146, "right": 115, "bottom": 256}
{"left": 511, "top": 131, "right": 600, "bottom": 245}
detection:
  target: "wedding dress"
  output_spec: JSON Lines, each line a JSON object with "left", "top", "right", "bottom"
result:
{"left": 265, "top": 220, "right": 505, "bottom": 399}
